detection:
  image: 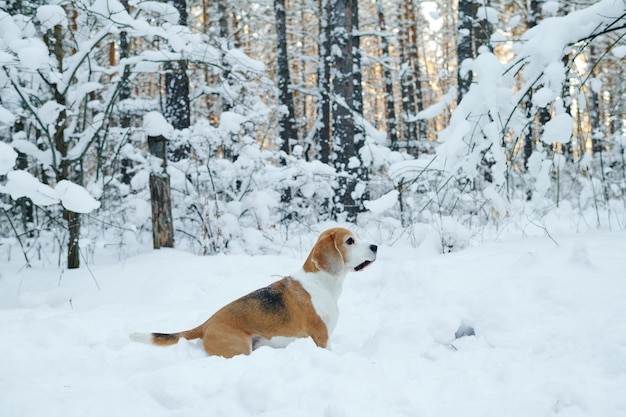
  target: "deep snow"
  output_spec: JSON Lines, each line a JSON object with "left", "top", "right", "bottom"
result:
{"left": 1, "top": 228, "right": 625, "bottom": 417}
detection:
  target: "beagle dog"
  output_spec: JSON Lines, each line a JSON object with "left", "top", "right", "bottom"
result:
{"left": 131, "top": 228, "right": 377, "bottom": 358}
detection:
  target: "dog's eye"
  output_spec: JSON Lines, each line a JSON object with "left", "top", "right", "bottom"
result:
{"left": 346, "top": 237, "right": 355, "bottom": 245}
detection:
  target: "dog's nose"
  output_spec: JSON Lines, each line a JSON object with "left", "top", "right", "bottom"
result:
{"left": 370, "top": 244, "right": 378, "bottom": 253}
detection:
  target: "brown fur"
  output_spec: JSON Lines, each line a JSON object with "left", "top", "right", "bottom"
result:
{"left": 302, "top": 228, "right": 351, "bottom": 275}
{"left": 151, "top": 278, "right": 328, "bottom": 358}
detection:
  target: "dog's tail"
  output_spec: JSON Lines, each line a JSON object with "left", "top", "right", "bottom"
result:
{"left": 130, "top": 326, "right": 203, "bottom": 346}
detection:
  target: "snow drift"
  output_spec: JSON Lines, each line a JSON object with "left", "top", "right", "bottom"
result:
{"left": 1, "top": 229, "right": 625, "bottom": 417}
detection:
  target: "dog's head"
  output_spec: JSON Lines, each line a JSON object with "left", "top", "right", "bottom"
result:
{"left": 304, "top": 228, "right": 377, "bottom": 276}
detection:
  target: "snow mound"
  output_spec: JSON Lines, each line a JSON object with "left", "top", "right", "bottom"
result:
{"left": 364, "top": 190, "right": 398, "bottom": 214}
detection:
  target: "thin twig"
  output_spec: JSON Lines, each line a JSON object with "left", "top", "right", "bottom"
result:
{"left": 2, "top": 207, "right": 31, "bottom": 268}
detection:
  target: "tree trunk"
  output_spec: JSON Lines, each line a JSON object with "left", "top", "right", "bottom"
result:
{"left": 66, "top": 209, "right": 81, "bottom": 268}
{"left": 274, "top": 0, "right": 297, "bottom": 159}
{"left": 331, "top": 0, "right": 360, "bottom": 221}
{"left": 13, "top": 119, "right": 34, "bottom": 232}
{"left": 119, "top": 0, "right": 131, "bottom": 129}
{"left": 523, "top": 89, "right": 534, "bottom": 174}
{"left": 407, "top": 2, "right": 426, "bottom": 146}
{"left": 351, "top": 0, "right": 368, "bottom": 207}
{"left": 457, "top": 0, "right": 492, "bottom": 103}
{"left": 376, "top": 0, "right": 398, "bottom": 149}
{"left": 523, "top": 0, "right": 540, "bottom": 176}
{"left": 318, "top": 0, "right": 332, "bottom": 164}
{"left": 149, "top": 174, "right": 174, "bottom": 249}
{"left": 457, "top": 0, "right": 474, "bottom": 103}
{"left": 48, "top": 21, "right": 81, "bottom": 269}
{"left": 274, "top": 0, "right": 297, "bottom": 205}
{"left": 118, "top": 0, "right": 133, "bottom": 184}
{"left": 165, "top": 0, "right": 190, "bottom": 160}
{"left": 398, "top": 0, "right": 417, "bottom": 151}
{"left": 588, "top": 47, "right": 603, "bottom": 154}
{"left": 352, "top": 0, "right": 363, "bottom": 140}
{"left": 165, "top": 60, "right": 190, "bottom": 131}
{"left": 473, "top": 2, "right": 492, "bottom": 55}
{"left": 148, "top": 134, "right": 174, "bottom": 249}
{"left": 217, "top": 0, "right": 228, "bottom": 39}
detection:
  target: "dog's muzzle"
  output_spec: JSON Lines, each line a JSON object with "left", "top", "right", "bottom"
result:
{"left": 354, "top": 245, "right": 377, "bottom": 271}
{"left": 354, "top": 260, "right": 373, "bottom": 271}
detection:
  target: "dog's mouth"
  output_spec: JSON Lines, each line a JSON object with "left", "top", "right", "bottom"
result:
{"left": 354, "top": 260, "right": 374, "bottom": 272}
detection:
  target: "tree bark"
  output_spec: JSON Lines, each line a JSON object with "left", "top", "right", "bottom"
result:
{"left": 274, "top": 0, "right": 297, "bottom": 205}
{"left": 352, "top": 0, "right": 363, "bottom": 139}
{"left": 351, "top": 0, "right": 368, "bottom": 207}
{"left": 66, "top": 209, "right": 81, "bottom": 268}
{"left": 13, "top": 119, "right": 34, "bottom": 232}
{"left": 274, "top": 0, "right": 297, "bottom": 159}
{"left": 376, "top": 0, "right": 398, "bottom": 149}
{"left": 398, "top": 0, "right": 417, "bottom": 150}
{"left": 457, "top": 0, "right": 475, "bottom": 103}
{"left": 48, "top": 22, "right": 81, "bottom": 269}
{"left": 407, "top": 1, "right": 426, "bottom": 146}
{"left": 119, "top": 0, "right": 131, "bottom": 129}
{"left": 149, "top": 174, "right": 174, "bottom": 249}
{"left": 165, "top": 60, "right": 191, "bottom": 131}
{"left": 118, "top": 0, "right": 133, "bottom": 184}
{"left": 331, "top": 0, "right": 360, "bottom": 221}
{"left": 457, "top": 0, "right": 492, "bottom": 103}
{"left": 148, "top": 134, "right": 174, "bottom": 249}
{"left": 164, "top": 0, "right": 190, "bottom": 160}
{"left": 318, "top": 0, "right": 332, "bottom": 164}
{"left": 523, "top": 0, "right": 540, "bottom": 175}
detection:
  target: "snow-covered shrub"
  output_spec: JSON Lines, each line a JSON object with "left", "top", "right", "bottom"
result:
{"left": 147, "top": 118, "right": 339, "bottom": 255}
{"left": 371, "top": 0, "right": 626, "bottom": 241}
{"left": 0, "top": 0, "right": 283, "bottom": 263}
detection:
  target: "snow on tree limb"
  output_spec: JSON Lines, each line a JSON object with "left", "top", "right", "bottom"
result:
{"left": 1, "top": 170, "right": 100, "bottom": 213}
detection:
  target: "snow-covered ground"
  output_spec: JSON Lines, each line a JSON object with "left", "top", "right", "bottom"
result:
{"left": 1, "top": 228, "right": 625, "bottom": 417}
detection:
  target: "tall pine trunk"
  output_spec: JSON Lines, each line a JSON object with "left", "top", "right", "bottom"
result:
{"left": 352, "top": 0, "right": 363, "bottom": 140}
{"left": 165, "top": 0, "right": 190, "bottom": 161}
{"left": 457, "top": 0, "right": 475, "bottom": 103}
{"left": 376, "top": 0, "right": 398, "bottom": 149}
{"left": 351, "top": 0, "right": 368, "bottom": 207}
{"left": 165, "top": 64, "right": 190, "bottom": 131}
{"left": 457, "top": 0, "right": 493, "bottom": 103}
{"left": 119, "top": 0, "right": 133, "bottom": 184}
{"left": 523, "top": 0, "right": 540, "bottom": 176}
{"left": 398, "top": 0, "right": 417, "bottom": 151}
{"left": 331, "top": 0, "right": 359, "bottom": 220}
{"left": 274, "top": 0, "right": 297, "bottom": 206}
{"left": 274, "top": 0, "right": 297, "bottom": 159}
{"left": 407, "top": 2, "right": 426, "bottom": 146}
{"left": 48, "top": 22, "right": 81, "bottom": 269}
{"left": 318, "top": 0, "right": 332, "bottom": 164}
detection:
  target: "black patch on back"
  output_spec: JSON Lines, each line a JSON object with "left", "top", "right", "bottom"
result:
{"left": 249, "top": 286, "right": 286, "bottom": 314}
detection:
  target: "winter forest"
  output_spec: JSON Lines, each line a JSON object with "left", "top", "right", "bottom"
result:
{"left": 1, "top": 0, "right": 625, "bottom": 268}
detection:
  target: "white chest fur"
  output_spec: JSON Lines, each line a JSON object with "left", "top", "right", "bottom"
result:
{"left": 293, "top": 270, "right": 345, "bottom": 335}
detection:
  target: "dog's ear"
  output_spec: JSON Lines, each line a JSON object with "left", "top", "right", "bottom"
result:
{"left": 310, "top": 232, "right": 344, "bottom": 276}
